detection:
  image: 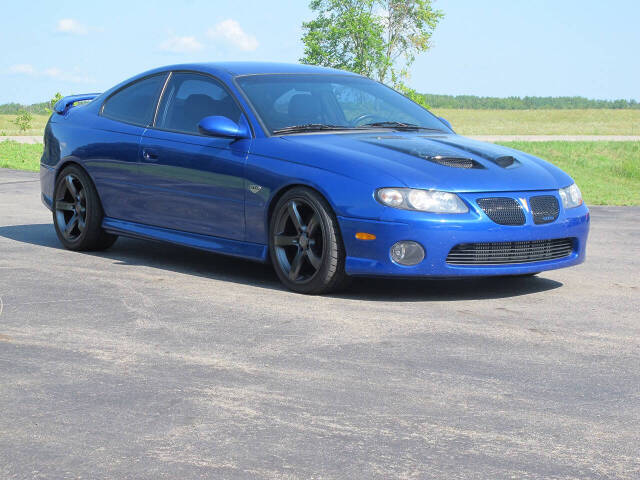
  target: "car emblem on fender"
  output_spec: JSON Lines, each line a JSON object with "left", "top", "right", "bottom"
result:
{"left": 248, "top": 184, "right": 262, "bottom": 194}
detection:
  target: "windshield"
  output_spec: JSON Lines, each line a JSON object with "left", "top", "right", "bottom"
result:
{"left": 235, "top": 74, "right": 451, "bottom": 135}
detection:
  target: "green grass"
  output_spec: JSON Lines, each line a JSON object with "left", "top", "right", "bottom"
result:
{"left": 1, "top": 140, "right": 638, "bottom": 205}
{"left": 432, "top": 109, "right": 640, "bottom": 135}
{"left": 0, "top": 114, "right": 50, "bottom": 136}
{"left": 0, "top": 140, "right": 42, "bottom": 171}
{"left": 499, "top": 141, "right": 640, "bottom": 205}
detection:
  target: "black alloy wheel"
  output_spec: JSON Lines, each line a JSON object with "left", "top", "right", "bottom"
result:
{"left": 270, "top": 187, "right": 347, "bottom": 294}
{"left": 55, "top": 173, "right": 87, "bottom": 242}
{"left": 53, "top": 165, "right": 117, "bottom": 251}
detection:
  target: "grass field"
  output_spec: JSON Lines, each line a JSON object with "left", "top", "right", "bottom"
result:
{"left": 499, "top": 141, "right": 640, "bottom": 205}
{"left": 1, "top": 139, "right": 638, "bottom": 205}
{"left": 432, "top": 109, "right": 640, "bottom": 135}
{"left": 1, "top": 110, "right": 639, "bottom": 137}
{"left": 0, "top": 114, "right": 49, "bottom": 136}
{"left": 0, "top": 141, "right": 42, "bottom": 171}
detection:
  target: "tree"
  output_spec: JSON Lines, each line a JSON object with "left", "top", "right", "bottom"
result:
{"left": 301, "top": 0, "right": 386, "bottom": 79}
{"left": 301, "top": 0, "right": 443, "bottom": 105}
{"left": 48, "top": 92, "right": 64, "bottom": 113}
{"left": 13, "top": 110, "right": 33, "bottom": 132}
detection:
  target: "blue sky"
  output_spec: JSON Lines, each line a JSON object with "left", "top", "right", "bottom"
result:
{"left": 2, "top": 0, "right": 638, "bottom": 104}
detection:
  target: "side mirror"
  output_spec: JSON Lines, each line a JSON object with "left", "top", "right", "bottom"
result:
{"left": 198, "top": 115, "right": 249, "bottom": 139}
{"left": 438, "top": 116, "right": 453, "bottom": 131}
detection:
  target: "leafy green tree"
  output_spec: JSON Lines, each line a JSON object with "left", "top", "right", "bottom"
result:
{"left": 48, "top": 92, "right": 64, "bottom": 113}
{"left": 301, "top": 0, "right": 443, "bottom": 106}
{"left": 13, "top": 110, "right": 33, "bottom": 132}
{"left": 301, "top": 0, "right": 386, "bottom": 78}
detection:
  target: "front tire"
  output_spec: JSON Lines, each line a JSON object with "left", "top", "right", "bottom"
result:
{"left": 269, "top": 187, "right": 347, "bottom": 294}
{"left": 53, "top": 165, "right": 117, "bottom": 251}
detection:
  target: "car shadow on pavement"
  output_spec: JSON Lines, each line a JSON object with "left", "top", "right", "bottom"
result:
{"left": 0, "top": 223, "right": 563, "bottom": 301}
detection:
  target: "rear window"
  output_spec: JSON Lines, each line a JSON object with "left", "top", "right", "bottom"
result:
{"left": 101, "top": 74, "right": 167, "bottom": 126}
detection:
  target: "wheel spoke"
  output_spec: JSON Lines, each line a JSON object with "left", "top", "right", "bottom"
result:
{"left": 274, "top": 234, "right": 298, "bottom": 247}
{"left": 56, "top": 201, "right": 75, "bottom": 212}
{"left": 307, "top": 214, "right": 320, "bottom": 236}
{"left": 288, "top": 251, "right": 304, "bottom": 280}
{"left": 306, "top": 249, "right": 322, "bottom": 270}
{"left": 288, "top": 201, "right": 303, "bottom": 233}
{"left": 77, "top": 217, "right": 86, "bottom": 232}
{"left": 65, "top": 214, "right": 78, "bottom": 235}
{"left": 65, "top": 175, "right": 78, "bottom": 197}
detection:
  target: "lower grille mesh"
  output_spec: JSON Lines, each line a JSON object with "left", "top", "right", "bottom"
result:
{"left": 446, "top": 238, "right": 574, "bottom": 265}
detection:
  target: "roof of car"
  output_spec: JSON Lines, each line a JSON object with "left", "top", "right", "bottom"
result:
{"left": 157, "top": 62, "right": 359, "bottom": 77}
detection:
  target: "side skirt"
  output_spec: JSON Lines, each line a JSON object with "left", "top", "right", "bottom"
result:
{"left": 102, "top": 217, "right": 269, "bottom": 262}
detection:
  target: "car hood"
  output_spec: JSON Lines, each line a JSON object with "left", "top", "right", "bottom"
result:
{"left": 281, "top": 132, "right": 573, "bottom": 192}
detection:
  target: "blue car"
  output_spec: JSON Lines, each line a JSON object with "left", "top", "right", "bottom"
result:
{"left": 40, "top": 62, "right": 590, "bottom": 294}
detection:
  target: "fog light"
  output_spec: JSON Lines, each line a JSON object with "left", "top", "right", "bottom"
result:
{"left": 390, "top": 241, "right": 425, "bottom": 266}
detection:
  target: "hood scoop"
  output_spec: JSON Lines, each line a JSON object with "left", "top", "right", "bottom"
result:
{"left": 493, "top": 156, "right": 518, "bottom": 168}
{"left": 422, "top": 137, "right": 522, "bottom": 169}
{"left": 428, "top": 156, "right": 483, "bottom": 169}
{"left": 361, "top": 138, "right": 486, "bottom": 169}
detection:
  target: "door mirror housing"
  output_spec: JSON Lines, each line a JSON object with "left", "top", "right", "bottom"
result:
{"left": 438, "top": 116, "right": 453, "bottom": 131}
{"left": 198, "top": 116, "right": 249, "bottom": 139}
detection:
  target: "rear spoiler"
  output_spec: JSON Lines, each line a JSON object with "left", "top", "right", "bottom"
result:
{"left": 54, "top": 93, "right": 101, "bottom": 115}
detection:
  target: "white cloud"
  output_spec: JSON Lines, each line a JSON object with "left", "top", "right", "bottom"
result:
{"left": 207, "top": 19, "right": 258, "bottom": 51}
{"left": 56, "top": 18, "right": 89, "bottom": 35}
{"left": 6, "top": 64, "right": 90, "bottom": 83}
{"left": 43, "top": 67, "right": 91, "bottom": 83}
{"left": 159, "top": 35, "right": 204, "bottom": 53}
{"left": 9, "top": 64, "right": 36, "bottom": 75}
{"left": 43, "top": 67, "right": 63, "bottom": 78}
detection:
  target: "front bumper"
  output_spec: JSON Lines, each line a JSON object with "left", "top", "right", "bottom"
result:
{"left": 338, "top": 190, "right": 590, "bottom": 277}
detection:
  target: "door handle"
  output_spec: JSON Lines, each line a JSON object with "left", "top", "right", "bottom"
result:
{"left": 142, "top": 148, "right": 159, "bottom": 161}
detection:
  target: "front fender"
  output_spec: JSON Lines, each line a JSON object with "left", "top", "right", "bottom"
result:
{"left": 244, "top": 153, "right": 385, "bottom": 245}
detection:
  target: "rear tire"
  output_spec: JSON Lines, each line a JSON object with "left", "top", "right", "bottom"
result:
{"left": 53, "top": 165, "right": 117, "bottom": 251}
{"left": 269, "top": 187, "right": 347, "bottom": 294}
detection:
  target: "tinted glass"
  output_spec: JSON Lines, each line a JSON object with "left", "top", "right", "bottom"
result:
{"left": 236, "top": 74, "right": 451, "bottom": 133}
{"left": 102, "top": 74, "right": 166, "bottom": 126}
{"left": 156, "top": 73, "right": 242, "bottom": 134}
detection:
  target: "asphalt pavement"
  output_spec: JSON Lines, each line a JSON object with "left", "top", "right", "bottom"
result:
{"left": 1, "top": 168, "right": 639, "bottom": 479}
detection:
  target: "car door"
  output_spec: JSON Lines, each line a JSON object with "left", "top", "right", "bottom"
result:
{"left": 137, "top": 72, "right": 250, "bottom": 240}
{"left": 88, "top": 73, "right": 167, "bottom": 223}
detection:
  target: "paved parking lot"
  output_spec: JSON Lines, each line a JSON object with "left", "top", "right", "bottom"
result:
{"left": 1, "top": 168, "right": 639, "bottom": 479}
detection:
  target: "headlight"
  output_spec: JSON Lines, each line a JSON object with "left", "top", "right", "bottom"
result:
{"left": 559, "top": 183, "right": 583, "bottom": 209}
{"left": 376, "top": 188, "right": 468, "bottom": 213}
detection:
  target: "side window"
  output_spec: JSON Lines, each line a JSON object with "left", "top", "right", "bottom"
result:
{"left": 101, "top": 74, "right": 166, "bottom": 126}
{"left": 156, "top": 73, "right": 242, "bottom": 135}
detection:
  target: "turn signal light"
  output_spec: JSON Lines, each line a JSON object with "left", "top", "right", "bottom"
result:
{"left": 355, "top": 232, "right": 376, "bottom": 241}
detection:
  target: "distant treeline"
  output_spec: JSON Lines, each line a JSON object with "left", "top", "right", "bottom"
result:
{"left": 420, "top": 94, "right": 639, "bottom": 110}
{"left": 1, "top": 95, "right": 639, "bottom": 114}
{"left": 0, "top": 101, "right": 52, "bottom": 115}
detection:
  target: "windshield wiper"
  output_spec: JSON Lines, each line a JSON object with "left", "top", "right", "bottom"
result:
{"left": 360, "top": 121, "right": 441, "bottom": 131}
{"left": 273, "top": 123, "right": 353, "bottom": 135}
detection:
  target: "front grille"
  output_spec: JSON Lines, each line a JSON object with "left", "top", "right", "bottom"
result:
{"left": 530, "top": 195, "right": 559, "bottom": 224}
{"left": 446, "top": 238, "right": 574, "bottom": 265}
{"left": 477, "top": 197, "right": 525, "bottom": 225}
